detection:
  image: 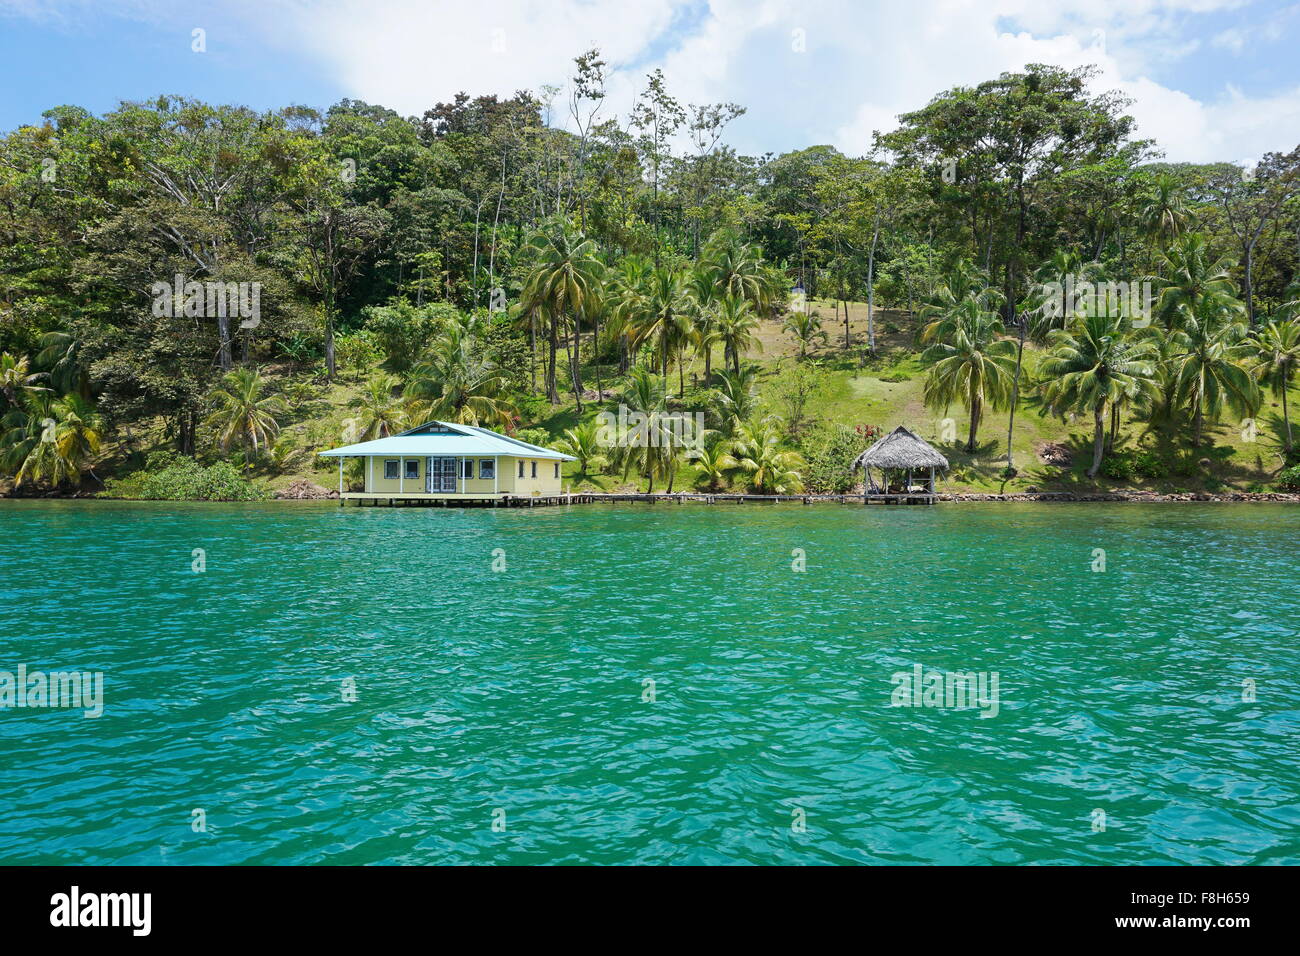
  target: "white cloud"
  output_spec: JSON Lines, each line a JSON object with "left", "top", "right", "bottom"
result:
{"left": 8, "top": 0, "right": 1299, "bottom": 161}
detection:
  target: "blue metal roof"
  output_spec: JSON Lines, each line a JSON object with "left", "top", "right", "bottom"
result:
{"left": 318, "top": 421, "right": 575, "bottom": 460}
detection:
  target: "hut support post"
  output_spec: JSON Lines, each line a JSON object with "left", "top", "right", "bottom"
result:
{"left": 338, "top": 457, "right": 343, "bottom": 495}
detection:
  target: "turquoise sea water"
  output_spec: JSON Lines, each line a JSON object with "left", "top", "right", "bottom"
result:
{"left": 1, "top": 499, "right": 1297, "bottom": 865}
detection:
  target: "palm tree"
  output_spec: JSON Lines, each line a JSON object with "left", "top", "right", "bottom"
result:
{"left": 520, "top": 225, "right": 604, "bottom": 409}
{"left": 692, "top": 439, "right": 733, "bottom": 491}
{"left": 728, "top": 416, "right": 804, "bottom": 493}
{"left": 703, "top": 228, "right": 769, "bottom": 312}
{"left": 207, "top": 367, "right": 286, "bottom": 457}
{"left": 1152, "top": 233, "right": 1239, "bottom": 332}
{"left": 1039, "top": 310, "right": 1160, "bottom": 477}
{"left": 782, "top": 309, "right": 829, "bottom": 360}
{"left": 557, "top": 420, "right": 608, "bottom": 479}
{"left": 0, "top": 352, "right": 46, "bottom": 409}
{"left": 1248, "top": 317, "right": 1300, "bottom": 454}
{"left": 920, "top": 258, "right": 998, "bottom": 335}
{"left": 405, "top": 326, "right": 517, "bottom": 428}
{"left": 919, "top": 297, "right": 1018, "bottom": 452}
{"left": 36, "top": 331, "right": 91, "bottom": 399}
{"left": 633, "top": 265, "right": 691, "bottom": 387}
{"left": 713, "top": 365, "right": 760, "bottom": 431}
{"left": 1, "top": 391, "right": 102, "bottom": 488}
{"left": 686, "top": 265, "right": 720, "bottom": 382}
{"left": 1023, "top": 250, "right": 1098, "bottom": 341}
{"left": 1168, "top": 307, "right": 1260, "bottom": 447}
{"left": 349, "top": 374, "right": 405, "bottom": 440}
{"left": 1139, "top": 172, "right": 1192, "bottom": 244}
{"left": 606, "top": 254, "right": 652, "bottom": 375}
{"left": 50, "top": 394, "right": 103, "bottom": 484}
{"left": 715, "top": 293, "right": 761, "bottom": 375}
{"left": 616, "top": 367, "right": 669, "bottom": 492}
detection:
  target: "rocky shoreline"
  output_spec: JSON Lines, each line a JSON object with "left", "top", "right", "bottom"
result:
{"left": 3, "top": 484, "right": 1296, "bottom": 504}
{"left": 938, "top": 491, "right": 1300, "bottom": 503}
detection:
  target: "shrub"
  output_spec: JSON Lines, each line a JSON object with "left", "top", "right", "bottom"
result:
{"left": 1276, "top": 464, "right": 1300, "bottom": 492}
{"left": 101, "top": 452, "right": 269, "bottom": 501}
{"left": 362, "top": 299, "right": 459, "bottom": 373}
{"left": 1101, "top": 449, "right": 1168, "bottom": 481}
{"left": 515, "top": 427, "right": 552, "bottom": 448}
{"left": 334, "top": 330, "right": 383, "bottom": 380}
{"left": 801, "top": 425, "right": 868, "bottom": 494}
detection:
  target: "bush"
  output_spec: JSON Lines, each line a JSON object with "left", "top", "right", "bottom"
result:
{"left": 1276, "top": 464, "right": 1300, "bottom": 491}
{"left": 101, "top": 452, "right": 269, "bottom": 501}
{"left": 361, "top": 299, "right": 459, "bottom": 373}
{"left": 515, "top": 427, "right": 552, "bottom": 448}
{"left": 334, "top": 330, "right": 383, "bottom": 380}
{"left": 801, "top": 425, "right": 868, "bottom": 493}
{"left": 1101, "top": 448, "right": 1168, "bottom": 481}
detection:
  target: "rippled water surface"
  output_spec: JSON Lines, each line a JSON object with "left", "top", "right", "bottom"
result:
{"left": 1, "top": 500, "right": 1298, "bottom": 865}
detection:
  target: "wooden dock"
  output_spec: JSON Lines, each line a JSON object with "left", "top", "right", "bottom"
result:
{"left": 341, "top": 492, "right": 938, "bottom": 507}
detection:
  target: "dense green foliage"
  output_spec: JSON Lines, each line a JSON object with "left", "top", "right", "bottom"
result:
{"left": 100, "top": 452, "right": 268, "bottom": 500}
{"left": 1, "top": 56, "right": 1297, "bottom": 494}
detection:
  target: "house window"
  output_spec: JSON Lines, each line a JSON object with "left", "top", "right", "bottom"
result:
{"left": 531, "top": 461, "right": 537, "bottom": 478}
{"left": 462, "top": 459, "right": 474, "bottom": 479}
{"left": 479, "top": 459, "right": 495, "bottom": 480}
{"left": 404, "top": 459, "right": 419, "bottom": 479}
{"left": 384, "top": 459, "right": 399, "bottom": 480}
{"left": 518, "top": 461, "right": 524, "bottom": 478}
{"left": 554, "top": 462, "right": 560, "bottom": 479}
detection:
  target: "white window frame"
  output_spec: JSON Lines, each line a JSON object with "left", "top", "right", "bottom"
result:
{"left": 384, "top": 459, "right": 400, "bottom": 480}
{"left": 404, "top": 459, "right": 419, "bottom": 480}
{"left": 479, "top": 459, "right": 495, "bottom": 480}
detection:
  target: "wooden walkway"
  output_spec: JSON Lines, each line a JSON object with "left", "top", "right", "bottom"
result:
{"left": 342, "top": 492, "right": 937, "bottom": 508}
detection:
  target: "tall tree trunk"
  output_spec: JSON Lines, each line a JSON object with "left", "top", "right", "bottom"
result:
{"left": 866, "top": 216, "right": 880, "bottom": 353}
{"left": 546, "top": 317, "right": 560, "bottom": 404}
{"left": 1006, "top": 319, "right": 1025, "bottom": 471}
{"left": 1087, "top": 403, "right": 1106, "bottom": 477}
{"left": 966, "top": 391, "right": 980, "bottom": 453}
{"left": 570, "top": 313, "right": 583, "bottom": 402}
{"left": 1283, "top": 384, "right": 1293, "bottom": 453}
{"left": 1244, "top": 243, "right": 1255, "bottom": 326}
{"left": 217, "top": 315, "right": 232, "bottom": 370}
{"left": 529, "top": 310, "right": 537, "bottom": 393}
{"left": 592, "top": 315, "right": 602, "bottom": 403}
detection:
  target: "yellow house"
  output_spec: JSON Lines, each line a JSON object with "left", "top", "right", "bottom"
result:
{"left": 319, "top": 421, "right": 575, "bottom": 501}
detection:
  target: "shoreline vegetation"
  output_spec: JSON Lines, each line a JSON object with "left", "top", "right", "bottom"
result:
{"left": 2, "top": 59, "right": 1298, "bottom": 505}
{"left": 6, "top": 488, "right": 1299, "bottom": 504}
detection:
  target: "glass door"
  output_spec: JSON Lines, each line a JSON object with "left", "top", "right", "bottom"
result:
{"left": 427, "top": 456, "right": 457, "bottom": 492}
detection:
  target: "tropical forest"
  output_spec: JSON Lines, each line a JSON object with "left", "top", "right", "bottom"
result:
{"left": 2, "top": 55, "right": 1299, "bottom": 499}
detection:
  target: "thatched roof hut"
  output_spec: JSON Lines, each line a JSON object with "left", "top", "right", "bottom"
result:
{"left": 853, "top": 426, "right": 948, "bottom": 495}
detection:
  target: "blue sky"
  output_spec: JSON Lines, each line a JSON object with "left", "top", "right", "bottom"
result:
{"left": 2, "top": 0, "right": 1299, "bottom": 163}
